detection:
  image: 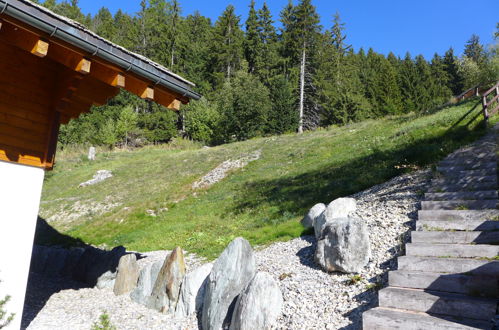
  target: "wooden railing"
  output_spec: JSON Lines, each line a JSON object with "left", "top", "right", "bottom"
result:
{"left": 482, "top": 81, "right": 499, "bottom": 121}
{"left": 456, "top": 85, "right": 480, "bottom": 102}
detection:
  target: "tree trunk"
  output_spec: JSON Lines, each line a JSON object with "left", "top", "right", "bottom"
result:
{"left": 298, "top": 48, "right": 306, "bottom": 134}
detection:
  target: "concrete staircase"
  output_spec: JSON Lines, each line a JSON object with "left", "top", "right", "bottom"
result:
{"left": 363, "top": 130, "right": 499, "bottom": 329}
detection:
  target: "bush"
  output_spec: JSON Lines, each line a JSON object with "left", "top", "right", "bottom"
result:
{"left": 0, "top": 278, "right": 14, "bottom": 329}
{"left": 184, "top": 98, "right": 221, "bottom": 145}
{"left": 218, "top": 70, "right": 271, "bottom": 142}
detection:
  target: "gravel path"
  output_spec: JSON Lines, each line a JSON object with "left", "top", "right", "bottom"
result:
{"left": 24, "top": 170, "right": 430, "bottom": 330}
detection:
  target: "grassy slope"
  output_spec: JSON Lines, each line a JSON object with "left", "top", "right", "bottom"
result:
{"left": 40, "top": 98, "right": 495, "bottom": 259}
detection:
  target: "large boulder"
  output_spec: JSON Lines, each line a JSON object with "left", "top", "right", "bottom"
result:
{"left": 202, "top": 237, "right": 256, "bottom": 330}
{"left": 113, "top": 254, "right": 139, "bottom": 295}
{"left": 96, "top": 270, "right": 116, "bottom": 289}
{"left": 301, "top": 203, "right": 326, "bottom": 229}
{"left": 175, "top": 263, "right": 213, "bottom": 318}
{"left": 314, "top": 198, "right": 356, "bottom": 239}
{"left": 147, "top": 247, "right": 186, "bottom": 313}
{"left": 315, "top": 217, "right": 370, "bottom": 273}
{"left": 230, "top": 272, "right": 283, "bottom": 330}
{"left": 130, "top": 261, "right": 162, "bottom": 305}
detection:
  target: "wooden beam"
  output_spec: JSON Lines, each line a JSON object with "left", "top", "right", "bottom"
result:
{"left": 0, "top": 20, "right": 49, "bottom": 57}
{"left": 168, "top": 99, "right": 181, "bottom": 111}
{"left": 46, "top": 42, "right": 91, "bottom": 74}
{"left": 90, "top": 61, "right": 126, "bottom": 88}
{"left": 124, "top": 74, "right": 154, "bottom": 101}
{"left": 75, "top": 75, "right": 120, "bottom": 106}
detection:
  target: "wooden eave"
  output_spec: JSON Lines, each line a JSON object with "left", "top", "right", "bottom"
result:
{"left": 0, "top": 14, "right": 191, "bottom": 170}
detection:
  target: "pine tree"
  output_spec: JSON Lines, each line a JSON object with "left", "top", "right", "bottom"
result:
{"left": 430, "top": 53, "right": 452, "bottom": 104}
{"left": 399, "top": 52, "right": 419, "bottom": 112}
{"left": 464, "top": 34, "right": 486, "bottom": 65}
{"left": 91, "top": 7, "right": 116, "bottom": 40}
{"left": 244, "top": 0, "right": 260, "bottom": 73}
{"left": 179, "top": 12, "right": 213, "bottom": 93}
{"left": 255, "top": 2, "right": 279, "bottom": 83}
{"left": 281, "top": 0, "right": 321, "bottom": 132}
{"left": 443, "top": 48, "right": 463, "bottom": 95}
{"left": 211, "top": 5, "right": 244, "bottom": 84}
{"left": 414, "top": 54, "right": 435, "bottom": 111}
{"left": 315, "top": 14, "right": 369, "bottom": 124}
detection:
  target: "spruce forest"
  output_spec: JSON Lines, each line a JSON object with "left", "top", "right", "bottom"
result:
{"left": 35, "top": 0, "right": 499, "bottom": 147}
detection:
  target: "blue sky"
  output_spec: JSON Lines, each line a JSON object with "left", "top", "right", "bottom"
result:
{"left": 75, "top": 0, "right": 498, "bottom": 59}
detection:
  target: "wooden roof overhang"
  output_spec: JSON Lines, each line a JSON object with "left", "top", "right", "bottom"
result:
{"left": 0, "top": 0, "right": 200, "bottom": 170}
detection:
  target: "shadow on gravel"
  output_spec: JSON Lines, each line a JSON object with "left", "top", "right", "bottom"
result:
{"left": 22, "top": 217, "right": 144, "bottom": 329}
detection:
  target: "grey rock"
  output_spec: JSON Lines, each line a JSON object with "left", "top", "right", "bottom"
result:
{"left": 88, "top": 146, "right": 96, "bottom": 161}
{"left": 130, "top": 261, "right": 162, "bottom": 305}
{"left": 314, "top": 198, "right": 357, "bottom": 239}
{"left": 147, "top": 247, "right": 186, "bottom": 313}
{"left": 79, "top": 170, "right": 113, "bottom": 187}
{"left": 175, "top": 263, "right": 213, "bottom": 317}
{"left": 202, "top": 237, "right": 256, "bottom": 330}
{"left": 96, "top": 271, "right": 116, "bottom": 289}
{"left": 315, "top": 217, "right": 370, "bottom": 273}
{"left": 113, "top": 254, "right": 139, "bottom": 295}
{"left": 230, "top": 272, "right": 283, "bottom": 330}
{"left": 301, "top": 203, "right": 326, "bottom": 229}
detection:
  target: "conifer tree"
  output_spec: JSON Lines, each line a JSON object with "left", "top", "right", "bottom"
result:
{"left": 430, "top": 53, "right": 452, "bottom": 104}
{"left": 399, "top": 52, "right": 419, "bottom": 112}
{"left": 211, "top": 5, "right": 244, "bottom": 84}
{"left": 464, "top": 34, "right": 486, "bottom": 65}
{"left": 281, "top": 0, "right": 321, "bottom": 132}
{"left": 255, "top": 2, "right": 279, "bottom": 84}
{"left": 179, "top": 12, "right": 213, "bottom": 93}
{"left": 443, "top": 48, "right": 463, "bottom": 95}
{"left": 244, "top": 0, "right": 260, "bottom": 73}
{"left": 91, "top": 7, "right": 116, "bottom": 40}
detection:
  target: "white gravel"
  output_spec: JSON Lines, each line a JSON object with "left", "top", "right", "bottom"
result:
{"left": 24, "top": 169, "right": 430, "bottom": 330}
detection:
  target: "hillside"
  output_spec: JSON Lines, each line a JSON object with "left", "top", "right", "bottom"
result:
{"left": 38, "top": 99, "right": 495, "bottom": 258}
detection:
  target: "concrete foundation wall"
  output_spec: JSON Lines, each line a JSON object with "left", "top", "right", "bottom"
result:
{"left": 0, "top": 160, "right": 44, "bottom": 329}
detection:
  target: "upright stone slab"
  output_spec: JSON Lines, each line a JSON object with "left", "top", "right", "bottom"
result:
{"left": 301, "top": 203, "right": 326, "bottom": 229}
{"left": 130, "top": 260, "right": 162, "bottom": 305}
{"left": 315, "top": 217, "right": 370, "bottom": 273}
{"left": 202, "top": 237, "right": 256, "bottom": 330}
{"left": 314, "top": 197, "right": 357, "bottom": 239}
{"left": 88, "top": 146, "right": 96, "bottom": 161}
{"left": 230, "top": 272, "right": 283, "bottom": 330}
{"left": 113, "top": 254, "right": 139, "bottom": 295}
{"left": 148, "top": 247, "right": 186, "bottom": 313}
{"left": 175, "top": 263, "right": 213, "bottom": 317}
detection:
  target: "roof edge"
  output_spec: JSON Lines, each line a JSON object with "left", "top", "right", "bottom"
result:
{"left": 0, "top": 0, "right": 201, "bottom": 101}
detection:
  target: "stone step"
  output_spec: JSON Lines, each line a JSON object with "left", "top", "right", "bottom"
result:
{"left": 421, "top": 200, "right": 498, "bottom": 210}
{"left": 442, "top": 155, "right": 496, "bottom": 164}
{"left": 418, "top": 210, "right": 499, "bottom": 221}
{"left": 362, "top": 307, "right": 494, "bottom": 330}
{"left": 431, "top": 176, "right": 497, "bottom": 186}
{"left": 424, "top": 191, "right": 498, "bottom": 201}
{"left": 411, "top": 231, "right": 499, "bottom": 244}
{"left": 405, "top": 243, "right": 499, "bottom": 258}
{"left": 417, "top": 219, "right": 499, "bottom": 232}
{"left": 389, "top": 270, "right": 498, "bottom": 298}
{"left": 439, "top": 159, "right": 497, "bottom": 168}
{"left": 427, "top": 181, "right": 497, "bottom": 193}
{"left": 437, "top": 163, "right": 496, "bottom": 172}
{"left": 440, "top": 169, "right": 497, "bottom": 178}
{"left": 397, "top": 256, "right": 499, "bottom": 275}
{"left": 378, "top": 287, "right": 497, "bottom": 320}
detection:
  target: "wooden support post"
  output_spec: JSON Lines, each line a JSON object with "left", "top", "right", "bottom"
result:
{"left": 482, "top": 95, "right": 488, "bottom": 122}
